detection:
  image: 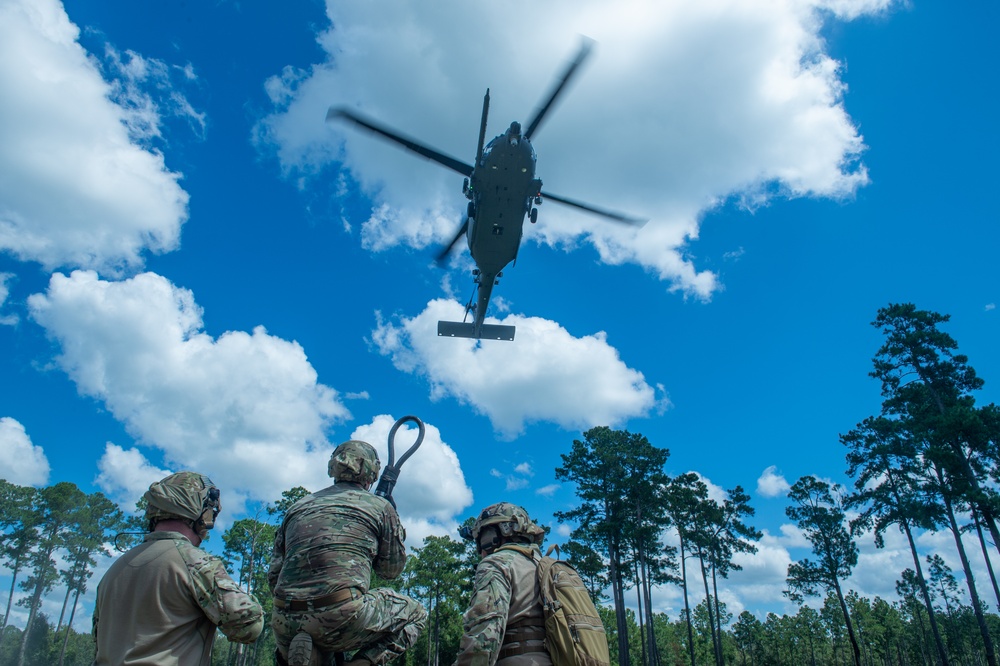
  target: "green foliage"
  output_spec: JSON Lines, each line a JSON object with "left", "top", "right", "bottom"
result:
{"left": 0, "top": 482, "right": 41, "bottom": 632}
{"left": 563, "top": 540, "right": 610, "bottom": 604}
{"left": 401, "top": 534, "right": 467, "bottom": 666}
{"left": 784, "top": 476, "right": 858, "bottom": 601}
{"left": 851, "top": 303, "right": 1000, "bottom": 665}
{"left": 266, "top": 486, "right": 311, "bottom": 523}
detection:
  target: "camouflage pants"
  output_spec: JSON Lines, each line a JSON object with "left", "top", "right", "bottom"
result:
{"left": 272, "top": 588, "right": 428, "bottom": 665}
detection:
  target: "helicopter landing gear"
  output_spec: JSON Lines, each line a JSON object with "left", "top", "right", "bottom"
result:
{"left": 529, "top": 208, "right": 537, "bottom": 224}
{"left": 467, "top": 201, "right": 476, "bottom": 219}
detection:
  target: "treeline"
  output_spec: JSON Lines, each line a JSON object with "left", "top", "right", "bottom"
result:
{"left": 0, "top": 480, "right": 123, "bottom": 666}
{"left": 540, "top": 303, "right": 1000, "bottom": 666}
{"left": 2, "top": 302, "right": 1000, "bottom": 666}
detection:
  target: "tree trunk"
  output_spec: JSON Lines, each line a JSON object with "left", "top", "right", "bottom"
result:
{"left": 17, "top": 574, "right": 48, "bottom": 666}
{"left": 633, "top": 570, "right": 646, "bottom": 666}
{"left": 678, "top": 534, "right": 696, "bottom": 666}
{"left": 941, "top": 487, "right": 997, "bottom": 666}
{"left": 56, "top": 584, "right": 71, "bottom": 632}
{"left": 972, "top": 509, "right": 1000, "bottom": 611}
{"left": 696, "top": 551, "right": 721, "bottom": 666}
{"left": 832, "top": 576, "right": 862, "bottom": 666}
{"left": 425, "top": 595, "right": 433, "bottom": 666}
{"left": 434, "top": 590, "right": 441, "bottom": 666}
{"left": 641, "top": 550, "right": 658, "bottom": 666}
{"left": 711, "top": 563, "right": 726, "bottom": 666}
{"left": 900, "top": 518, "right": 949, "bottom": 666}
{"left": 911, "top": 602, "right": 928, "bottom": 666}
{"left": 609, "top": 536, "right": 630, "bottom": 666}
{"left": 58, "top": 587, "right": 82, "bottom": 666}
{"left": 1, "top": 555, "right": 23, "bottom": 630}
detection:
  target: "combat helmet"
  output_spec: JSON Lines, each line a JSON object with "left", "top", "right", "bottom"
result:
{"left": 467, "top": 502, "right": 544, "bottom": 552}
{"left": 145, "top": 471, "right": 221, "bottom": 534}
{"left": 329, "top": 440, "right": 381, "bottom": 486}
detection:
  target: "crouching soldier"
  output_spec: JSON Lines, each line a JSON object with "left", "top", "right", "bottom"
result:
{"left": 269, "top": 439, "right": 428, "bottom": 666}
{"left": 93, "top": 471, "right": 264, "bottom": 665}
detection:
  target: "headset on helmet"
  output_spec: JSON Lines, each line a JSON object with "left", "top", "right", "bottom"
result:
{"left": 461, "top": 502, "right": 544, "bottom": 553}
{"left": 329, "top": 440, "right": 381, "bottom": 486}
{"left": 145, "top": 472, "right": 221, "bottom": 534}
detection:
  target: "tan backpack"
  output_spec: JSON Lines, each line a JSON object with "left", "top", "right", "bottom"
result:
{"left": 535, "top": 555, "right": 611, "bottom": 666}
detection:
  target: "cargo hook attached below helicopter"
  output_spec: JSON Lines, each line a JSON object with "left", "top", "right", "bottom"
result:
{"left": 327, "top": 38, "right": 645, "bottom": 341}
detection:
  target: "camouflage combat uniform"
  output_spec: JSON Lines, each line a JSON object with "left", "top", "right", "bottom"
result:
{"left": 269, "top": 482, "right": 428, "bottom": 665}
{"left": 455, "top": 543, "right": 552, "bottom": 666}
{"left": 93, "top": 530, "right": 264, "bottom": 666}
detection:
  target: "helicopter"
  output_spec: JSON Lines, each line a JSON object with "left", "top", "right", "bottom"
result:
{"left": 327, "top": 38, "right": 644, "bottom": 341}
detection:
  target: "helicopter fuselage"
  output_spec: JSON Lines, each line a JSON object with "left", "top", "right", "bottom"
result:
{"left": 465, "top": 123, "right": 539, "bottom": 278}
{"left": 443, "top": 123, "right": 542, "bottom": 341}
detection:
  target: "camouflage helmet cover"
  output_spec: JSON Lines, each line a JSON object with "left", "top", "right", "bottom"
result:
{"left": 471, "top": 502, "right": 544, "bottom": 546}
{"left": 145, "top": 471, "right": 220, "bottom": 529}
{"left": 329, "top": 440, "right": 381, "bottom": 485}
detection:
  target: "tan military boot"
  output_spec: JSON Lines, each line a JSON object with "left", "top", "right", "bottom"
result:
{"left": 288, "top": 631, "right": 319, "bottom": 666}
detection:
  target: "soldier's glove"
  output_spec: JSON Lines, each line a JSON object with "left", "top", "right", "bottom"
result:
{"left": 375, "top": 467, "right": 400, "bottom": 508}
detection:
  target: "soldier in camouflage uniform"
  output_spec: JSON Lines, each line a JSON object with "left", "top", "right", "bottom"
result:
{"left": 454, "top": 502, "right": 551, "bottom": 666}
{"left": 93, "top": 471, "right": 264, "bottom": 666}
{"left": 269, "top": 439, "right": 428, "bottom": 666}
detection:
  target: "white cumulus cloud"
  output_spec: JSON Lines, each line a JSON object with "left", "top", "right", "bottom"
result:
{"left": 349, "top": 414, "right": 474, "bottom": 540}
{"left": 27, "top": 270, "right": 349, "bottom": 506}
{"left": 757, "top": 465, "right": 792, "bottom": 498}
{"left": 256, "top": 0, "right": 882, "bottom": 299}
{"left": 0, "top": 0, "right": 189, "bottom": 274}
{"left": 95, "top": 443, "right": 172, "bottom": 510}
{"left": 0, "top": 417, "right": 50, "bottom": 486}
{"left": 371, "top": 298, "right": 662, "bottom": 435}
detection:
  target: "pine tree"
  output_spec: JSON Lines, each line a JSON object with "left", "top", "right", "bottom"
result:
{"left": 554, "top": 426, "right": 670, "bottom": 666}
{"left": 0, "top": 481, "right": 40, "bottom": 632}
{"left": 784, "top": 476, "right": 861, "bottom": 666}
{"left": 16, "top": 482, "right": 86, "bottom": 666}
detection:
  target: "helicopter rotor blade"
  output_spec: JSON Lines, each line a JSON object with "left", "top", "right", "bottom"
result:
{"left": 540, "top": 190, "right": 647, "bottom": 226}
{"left": 327, "top": 107, "right": 474, "bottom": 177}
{"left": 523, "top": 37, "right": 595, "bottom": 141}
{"left": 435, "top": 215, "right": 470, "bottom": 265}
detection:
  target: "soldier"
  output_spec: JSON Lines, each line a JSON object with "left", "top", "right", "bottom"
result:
{"left": 93, "top": 471, "right": 264, "bottom": 665}
{"left": 455, "top": 502, "right": 550, "bottom": 666}
{"left": 269, "top": 439, "right": 428, "bottom": 666}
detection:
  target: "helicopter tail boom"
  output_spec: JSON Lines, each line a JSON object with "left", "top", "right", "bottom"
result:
{"left": 437, "top": 321, "right": 516, "bottom": 341}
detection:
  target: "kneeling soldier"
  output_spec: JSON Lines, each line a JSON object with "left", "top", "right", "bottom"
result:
{"left": 269, "top": 440, "right": 428, "bottom": 666}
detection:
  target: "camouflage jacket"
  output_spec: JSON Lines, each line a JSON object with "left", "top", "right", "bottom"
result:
{"left": 455, "top": 544, "right": 551, "bottom": 666}
{"left": 268, "top": 482, "right": 407, "bottom": 601}
{"left": 93, "top": 531, "right": 263, "bottom": 666}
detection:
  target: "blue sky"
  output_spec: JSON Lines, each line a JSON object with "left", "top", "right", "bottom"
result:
{"left": 1, "top": 0, "right": 998, "bottom": 631}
